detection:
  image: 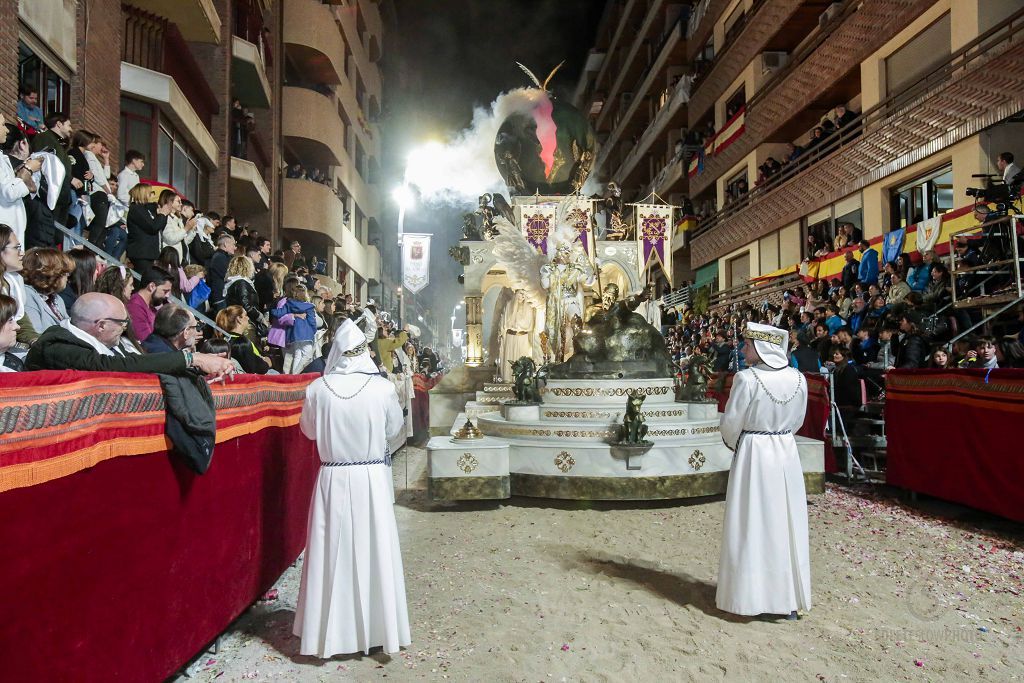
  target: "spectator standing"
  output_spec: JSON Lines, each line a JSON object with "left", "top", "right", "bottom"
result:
{"left": 224, "top": 255, "right": 262, "bottom": 327}
{"left": 189, "top": 214, "right": 217, "bottom": 267}
{"left": 997, "top": 152, "right": 1020, "bottom": 186}
{"left": 22, "top": 248, "right": 73, "bottom": 335}
{"left": 81, "top": 135, "right": 112, "bottom": 243}
{"left": 125, "top": 183, "right": 166, "bottom": 274}
{"left": 962, "top": 336, "right": 999, "bottom": 369}
{"left": 928, "top": 347, "right": 954, "bottom": 369}
{"left": 271, "top": 280, "right": 317, "bottom": 373}
{"left": 207, "top": 233, "right": 237, "bottom": 311}
{"left": 116, "top": 150, "right": 145, "bottom": 205}
{"left": 102, "top": 175, "right": 129, "bottom": 259}
{"left": 894, "top": 311, "right": 928, "bottom": 369}
{"left": 29, "top": 112, "right": 75, "bottom": 247}
{"left": 157, "top": 190, "right": 197, "bottom": 264}
{"left": 841, "top": 251, "right": 858, "bottom": 291}
{"left": 282, "top": 240, "right": 301, "bottom": 270}
{"left": 16, "top": 85, "right": 46, "bottom": 133}
{"left": 856, "top": 240, "right": 879, "bottom": 286}
{"left": 0, "top": 225, "right": 31, "bottom": 343}
{"left": 126, "top": 267, "right": 173, "bottom": 343}
{"left": 0, "top": 116, "right": 39, "bottom": 245}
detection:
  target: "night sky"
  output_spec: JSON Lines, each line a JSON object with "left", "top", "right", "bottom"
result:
{"left": 377, "top": 1, "right": 604, "bottom": 332}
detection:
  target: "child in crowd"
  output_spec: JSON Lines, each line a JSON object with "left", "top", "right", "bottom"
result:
{"left": 198, "top": 338, "right": 244, "bottom": 374}
{"left": 271, "top": 281, "right": 317, "bottom": 373}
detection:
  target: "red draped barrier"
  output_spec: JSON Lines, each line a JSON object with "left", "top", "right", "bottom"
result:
{"left": 711, "top": 372, "right": 834, "bottom": 471}
{"left": 885, "top": 369, "right": 1024, "bottom": 522}
{"left": 0, "top": 372, "right": 320, "bottom": 682}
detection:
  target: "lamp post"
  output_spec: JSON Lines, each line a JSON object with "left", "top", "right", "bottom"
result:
{"left": 392, "top": 185, "right": 415, "bottom": 328}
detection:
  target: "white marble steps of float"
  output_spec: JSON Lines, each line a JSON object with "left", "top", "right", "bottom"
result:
{"left": 474, "top": 412, "right": 722, "bottom": 444}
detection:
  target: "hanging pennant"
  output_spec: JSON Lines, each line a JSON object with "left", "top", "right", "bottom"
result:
{"left": 402, "top": 233, "right": 431, "bottom": 293}
{"left": 519, "top": 202, "right": 558, "bottom": 254}
{"left": 564, "top": 197, "right": 595, "bottom": 261}
{"left": 634, "top": 203, "right": 673, "bottom": 286}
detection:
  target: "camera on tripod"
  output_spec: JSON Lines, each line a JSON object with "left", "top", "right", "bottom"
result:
{"left": 965, "top": 174, "right": 1014, "bottom": 203}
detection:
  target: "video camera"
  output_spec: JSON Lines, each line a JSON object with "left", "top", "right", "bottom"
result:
{"left": 966, "top": 173, "right": 1020, "bottom": 219}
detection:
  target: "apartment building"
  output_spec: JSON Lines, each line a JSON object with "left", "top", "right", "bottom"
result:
{"left": 282, "top": 0, "right": 384, "bottom": 301}
{"left": 4, "top": 0, "right": 386, "bottom": 301}
{"left": 574, "top": 0, "right": 1024, "bottom": 292}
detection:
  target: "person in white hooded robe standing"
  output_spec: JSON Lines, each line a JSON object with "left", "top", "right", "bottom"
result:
{"left": 293, "top": 318, "right": 411, "bottom": 657}
{"left": 716, "top": 321, "right": 811, "bottom": 619}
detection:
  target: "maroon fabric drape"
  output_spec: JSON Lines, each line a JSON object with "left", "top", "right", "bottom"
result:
{"left": 712, "top": 371, "right": 834, "bottom": 471}
{"left": 0, "top": 425, "right": 319, "bottom": 682}
{"left": 886, "top": 369, "right": 1024, "bottom": 522}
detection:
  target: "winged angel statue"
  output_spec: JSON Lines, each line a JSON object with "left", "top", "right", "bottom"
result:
{"left": 489, "top": 197, "right": 595, "bottom": 363}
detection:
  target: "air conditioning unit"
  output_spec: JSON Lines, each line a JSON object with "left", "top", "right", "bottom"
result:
{"left": 760, "top": 51, "right": 789, "bottom": 74}
{"left": 818, "top": 2, "right": 842, "bottom": 27}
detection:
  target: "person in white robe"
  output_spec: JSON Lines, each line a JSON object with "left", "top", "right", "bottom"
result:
{"left": 293, "top": 319, "right": 411, "bottom": 657}
{"left": 716, "top": 321, "right": 811, "bottom": 619}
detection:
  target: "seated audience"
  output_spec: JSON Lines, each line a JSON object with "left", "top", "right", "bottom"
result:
{"left": 142, "top": 303, "right": 199, "bottom": 354}
{"left": 127, "top": 267, "right": 173, "bottom": 343}
{"left": 215, "top": 305, "right": 271, "bottom": 374}
{"left": 25, "top": 293, "right": 233, "bottom": 377}
{"left": 22, "top": 248, "right": 74, "bottom": 335}
{"left": 198, "top": 338, "right": 244, "bottom": 374}
{"left": 0, "top": 293, "right": 22, "bottom": 371}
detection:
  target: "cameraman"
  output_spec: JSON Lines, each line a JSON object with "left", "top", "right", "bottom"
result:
{"left": 997, "top": 152, "right": 1020, "bottom": 187}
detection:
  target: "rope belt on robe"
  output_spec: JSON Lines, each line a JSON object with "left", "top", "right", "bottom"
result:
{"left": 740, "top": 430, "right": 792, "bottom": 437}
{"left": 321, "top": 448, "right": 393, "bottom": 467}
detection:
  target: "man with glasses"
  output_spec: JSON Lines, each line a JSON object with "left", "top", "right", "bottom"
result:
{"left": 26, "top": 292, "right": 233, "bottom": 377}
{"left": 142, "top": 303, "right": 200, "bottom": 354}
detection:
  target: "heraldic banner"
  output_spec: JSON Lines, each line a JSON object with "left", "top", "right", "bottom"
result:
{"left": 519, "top": 202, "right": 558, "bottom": 255}
{"left": 564, "top": 197, "right": 595, "bottom": 260}
{"left": 635, "top": 203, "right": 673, "bottom": 285}
{"left": 402, "top": 233, "right": 431, "bottom": 294}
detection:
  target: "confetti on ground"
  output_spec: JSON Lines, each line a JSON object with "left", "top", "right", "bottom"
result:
{"left": 170, "top": 449, "right": 1023, "bottom": 683}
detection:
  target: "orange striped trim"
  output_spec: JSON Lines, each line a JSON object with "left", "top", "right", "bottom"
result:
{"left": 0, "top": 411, "right": 303, "bottom": 494}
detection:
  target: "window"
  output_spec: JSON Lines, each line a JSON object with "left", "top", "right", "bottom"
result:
{"left": 725, "top": 170, "right": 748, "bottom": 203}
{"left": 18, "top": 42, "right": 70, "bottom": 118}
{"left": 885, "top": 13, "right": 951, "bottom": 97}
{"left": 725, "top": 87, "right": 746, "bottom": 120}
{"left": 119, "top": 97, "right": 206, "bottom": 202}
{"left": 890, "top": 165, "right": 952, "bottom": 229}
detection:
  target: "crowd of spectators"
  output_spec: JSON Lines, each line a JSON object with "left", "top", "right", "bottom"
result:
{"left": 0, "top": 94, "right": 441, "bottom": 412}
{"left": 660, "top": 241, "right": 1024, "bottom": 408}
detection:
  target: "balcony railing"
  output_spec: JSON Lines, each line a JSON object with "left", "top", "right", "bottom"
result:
{"left": 122, "top": 6, "right": 219, "bottom": 127}
{"left": 692, "top": 6, "right": 1024, "bottom": 241}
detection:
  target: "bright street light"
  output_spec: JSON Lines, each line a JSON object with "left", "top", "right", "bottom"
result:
{"left": 392, "top": 185, "right": 416, "bottom": 210}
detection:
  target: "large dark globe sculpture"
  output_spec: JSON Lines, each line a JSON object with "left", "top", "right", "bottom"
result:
{"left": 493, "top": 96, "right": 595, "bottom": 196}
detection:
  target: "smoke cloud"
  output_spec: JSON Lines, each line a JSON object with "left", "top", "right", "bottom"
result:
{"left": 403, "top": 88, "right": 549, "bottom": 206}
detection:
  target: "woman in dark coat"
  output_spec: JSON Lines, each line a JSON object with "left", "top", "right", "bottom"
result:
{"left": 125, "top": 183, "right": 166, "bottom": 274}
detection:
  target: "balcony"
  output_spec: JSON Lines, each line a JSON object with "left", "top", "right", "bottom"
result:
{"left": 283, "top": 179, "right": 378, "bottom": 280}
{"left": 685, "top": 0, "right": 729, "bottom": 62}
{"left": 122, "top": 6, "right": 220, "bottom": 127}
{"left": 229, "top": 157, "right": 270, "bottom": 216}
{"left": 123, "top": 0, "right": 221, "bottom": 43}
{"left": 231, "top": 36, "right": 271, "bottom": 109}
{"left": 687, "top": 0, "right": 822, "bottom": 128}
{"left": 120, "top": 62, "right": 218, "bottom": 168}
{"left": 283, "top": 0, "right": 345, "bottom": 85}
{"left": 596, "top": 18, "right": 688, "bottom": 178}
{"left": 283, "top": 177, "right": 347, "bottom": 245}
{"left": 688, "top": 8, "right": 1024, "bottom": 267}
{"left": 689, "top": 0, "right": 931, "bottom": 197}
{"left": 282, "top": 86, "right": 345, "bottom": 169}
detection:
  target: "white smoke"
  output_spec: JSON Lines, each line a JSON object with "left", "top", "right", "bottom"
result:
{"left": 403, "top": 88, "right": 550, "bottom": 206}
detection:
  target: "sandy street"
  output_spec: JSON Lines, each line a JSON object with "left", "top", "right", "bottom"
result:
{"left": 180, "top": 447, "right": 1024, "bottom": 682}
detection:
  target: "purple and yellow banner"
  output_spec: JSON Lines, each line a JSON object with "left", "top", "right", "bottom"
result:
{"left": 565, "top": 198, "right": 595, "bottom": 260}
{"left": 635, "top": 203, "right": 674, "bottom": 285}
{"left": 520, "top": 203, "right": 558, "bottom": 255}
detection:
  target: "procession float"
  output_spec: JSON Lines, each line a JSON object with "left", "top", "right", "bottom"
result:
{"left": 426, "top": 65, "right": 824, "bottom": 500}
